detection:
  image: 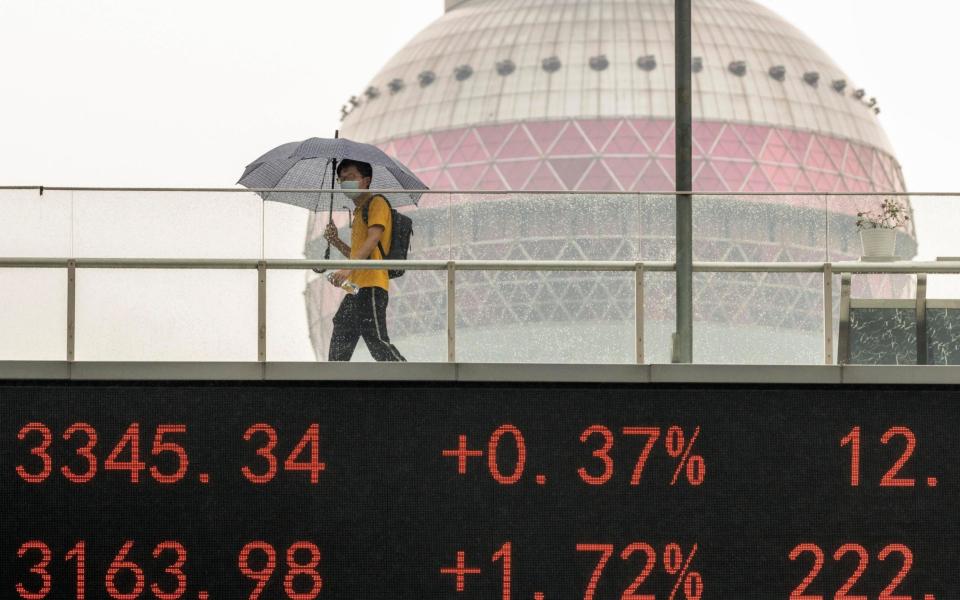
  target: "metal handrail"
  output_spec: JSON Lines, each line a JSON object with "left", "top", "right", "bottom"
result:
{"left": 1, "top": 185, "right": 959, "bottom": 196}
{"left": 3, "top": 257, "right": 960, "bottom": 273}
{"left": 3, "top": 257, "right": 958, "bottom": 365}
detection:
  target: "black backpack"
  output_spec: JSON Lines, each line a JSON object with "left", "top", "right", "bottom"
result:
{"left": 363, "top": 195, "right": 412, "bottom": 279}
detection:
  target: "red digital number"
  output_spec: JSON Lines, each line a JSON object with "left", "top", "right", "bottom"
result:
{"left": 842, "top": 426, "right": 918, "bottom": 487}
{"left": 880, "top": 427, "right": 916, "bottom": 487}
{"left": 150, "top": 425, "right": 189, "bottom": 484}
{"left": 285, "top": 542, "right": 323, "bottom": 599}
{"left": 577, "top": 543, "right": 614, "bottom": 600}
{"left": 577, "top": 542, "right": 664, "bottom": 600}
{"left": 242, "top": 424, "right": 279, "bottom": 484}
{"left": 487, "top": 425, "right": 526, "bottom": 485}
{"left": 578, "top": 425, "right": 614, "bottom": 485}
{"left": 621, "top": 542, "right": 657, "bottom": 600}
{"left": 840, "top": 426, "right": 861, "bottom": 487}
{"left": 105, "top": 424, "right": 147, "bottom": 483}
{"left": 19, "top": 540, "right": 189, "bottom": 600}
{"left": 22, "top": 422, "right": 192, "bottom": 485}
{"left": 65, "top": 541, "right": 86, "bottom": 600}
{"left": 239, "top": 541, "right": 277, "bottom": 599}
{"left": 105, "top": 541, "right": 145, "bottom": 599}
{"left": 17, "top": 539, "right": 324, "bottom": 600}
{"left": 284, "top": 424, "right": 326, "bottom": 484}
{"left": 833, "top": 543, "right": 868, "bottom": 600}
{"left": 789, "top": 543, "right": 916, "bottom": 600}
{"left": 16, "top": 541, "right": 52, "bottom": 600}
{"left": 789, "top": 543, "right": 824, "bottom": 600}
{"left": 878, "top": 544, "right": 913, "bottom": 600}
{"left": 238, "top": 541, "right": 323, "bottom": 600}
{"left": 243, "top": 424, "right": 327, "bottom": 484}
{"left": 16, "top": 423, "right": 53, "bottom": 483}
{"left": 62, "top": 423, "right": 98, "bottom": 483}
{"left": 491, "top": 542, "right": 512, "bottom": 600}
{"left": 150, "top": 541, "right": 188, "bottom": 600}
{"left": 622, "top": 427, "right": 661, "bottom": 485}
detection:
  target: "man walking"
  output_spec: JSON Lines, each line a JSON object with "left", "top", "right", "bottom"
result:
{"left": 322, "top": 159, "right": 406, "bottom": 362}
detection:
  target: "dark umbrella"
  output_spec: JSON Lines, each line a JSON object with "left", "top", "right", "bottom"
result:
{"left": 238, "top": 135, "right": 426, "bottom": 208}
{"left": 238, "top": 134, "right": 428, "bottom": 266}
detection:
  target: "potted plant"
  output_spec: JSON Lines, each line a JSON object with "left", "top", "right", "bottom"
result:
{"left": 856, "top": 197, "right": 910, "bottom": 259}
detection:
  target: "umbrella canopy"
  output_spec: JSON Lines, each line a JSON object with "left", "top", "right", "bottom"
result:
{"left": 237, "top": 136, "right": 428, "bottom": 211}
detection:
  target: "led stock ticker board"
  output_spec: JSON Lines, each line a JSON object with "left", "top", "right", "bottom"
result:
{"left": 2, "top": 381, "right": 959, "bottom": 599}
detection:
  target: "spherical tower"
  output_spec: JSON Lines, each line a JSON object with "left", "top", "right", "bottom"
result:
{"left": 305, "top": 0, "right": 916, "bottom": 363}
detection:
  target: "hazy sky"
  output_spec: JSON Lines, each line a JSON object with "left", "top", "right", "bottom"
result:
{"left": 1, "top": 0, "right": 958, "bottom": 361}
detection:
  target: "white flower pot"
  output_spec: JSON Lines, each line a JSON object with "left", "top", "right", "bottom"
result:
{"left": 859, "top": 228, "right": 897, "bottom": 258}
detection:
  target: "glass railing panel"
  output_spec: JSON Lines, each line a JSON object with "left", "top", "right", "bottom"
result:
{"left": 449, "top": 192, "right": 643, "bottom": 261}
{"left": 264, "top": 192, "right": 324, "bottom": 362}
{"left": 639, "top": 193, "right": 676, "bottom": 261}
{"left": 66, "top": 190, "right": 261, "bottom": 361}
{"left": 639, "top": 194, "right": 676, "bottom": 363}
{"left": 0, "top": 188, "right": 73, "bottom": 257}
{"left": 0, "top": 267, "right": 66, "bottom": 360}
{"left": 71, "top": 190, "right": 261, "bottom": 258}
{"left": 642, "top": 270, "right": 676, "bottom": 364}
{"left": 454, "top": 269, "right": 636, "bottom": 363}
{"left": 693, "top": 193, "right": 829, "bottom": 263}
{"left": 691, "top": 193, "right": 828, "bottom": 363}
{"left": 75, "top": 268, "right": 258, "bottom": 361}
{"left": 448, "top": 192, "right": 643, "bottom": 363}
{"left": 0, "top": 188, "right": 72, "bottom": 359}
{"left": 692, "top": 270, "right": 824, "bottom": 364}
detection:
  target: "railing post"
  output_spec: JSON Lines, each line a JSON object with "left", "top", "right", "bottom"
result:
{"left": 66, "top": 259, "right": 76, "bottom": 362}
{"left": 447, "top": 261, "right": 456, "bottom": 363}
{"left": 635, "top": 263, "right": 645, "bottom": 364}
{"left": 916, "top": 273, "right": 927, "bottom": 365}
{"left": 838, "top": 273, "right": 852, "bottom": 365}
{"left": 257, "top": 260, "right": 267, "bottom": 362}
{"left": 823, "top": 263, "right": 833, "bottom": 365}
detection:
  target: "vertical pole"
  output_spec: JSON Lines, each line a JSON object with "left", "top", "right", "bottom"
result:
{"left": 447, "top": 262, "right": 456, "bottom": 363}
{"left": 823, "top": 263, "right": 833, "bottom": 364}
{"left": 838, "top": 273, "right": 852, "bottom": 364}
{"left": 675, "top": 0, "right": 693, "bottom": 363}
{"left": 258, "top": 260, "right": 267, "bottom": 362}
{"left": 916, "top": 273, "right": 927, "bottom": 365}
{"left": 66, "top": 259, "right": 76, "bottom": 362}
{"left": 323, "top": 129, "right": 340, "bottom": 268}
{"left": 635, "top": 263, "right": 645, "bottom": 364}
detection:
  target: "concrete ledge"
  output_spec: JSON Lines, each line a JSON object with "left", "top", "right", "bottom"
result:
{"left": 457, "top": 363, "right": 650, "bottom": 383}
{"left": 652, "top": 364, "right": 843, "bottom": 384}
{"left": 840, "top": 365, "right": 960, "bottom": 385}
{"left": 69, "top": 362, "right": 266, "bottom": 381}
{"left": 1, "top": 361, "right": 959, "bottom": 385}
{"left": 0, "top": 361, "right": 71, "bottom": 380}
{"left": 265, "top": 361, "right": 457, "bottom": 381}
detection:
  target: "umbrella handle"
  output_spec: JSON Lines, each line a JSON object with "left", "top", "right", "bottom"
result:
{"left": 317, "top": 153, "right": 337, "bottom": 272}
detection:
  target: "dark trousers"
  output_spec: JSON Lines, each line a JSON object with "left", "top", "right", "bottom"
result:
{"left": 329, "top": 287, "right": 406, "bottom": 362}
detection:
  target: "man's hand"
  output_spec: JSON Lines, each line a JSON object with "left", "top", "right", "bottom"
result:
{"left": 327, "top": 269, "right": 352, "bottom": 287}
{"left": 323, "top": 222, "right": 340, "bottom": 244}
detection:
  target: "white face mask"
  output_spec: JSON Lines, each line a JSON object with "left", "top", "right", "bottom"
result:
{"left": 340, "top": 180, "right": 362, "bottom": 200}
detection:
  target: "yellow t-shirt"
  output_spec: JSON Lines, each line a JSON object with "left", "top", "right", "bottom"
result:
{"left": 349, "top": 194, "right": 391, "bottom": 291}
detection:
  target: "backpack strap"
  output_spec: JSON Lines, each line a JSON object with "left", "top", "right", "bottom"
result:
{"left": 362, "top": 195, "right": 390, "bottom": 260}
